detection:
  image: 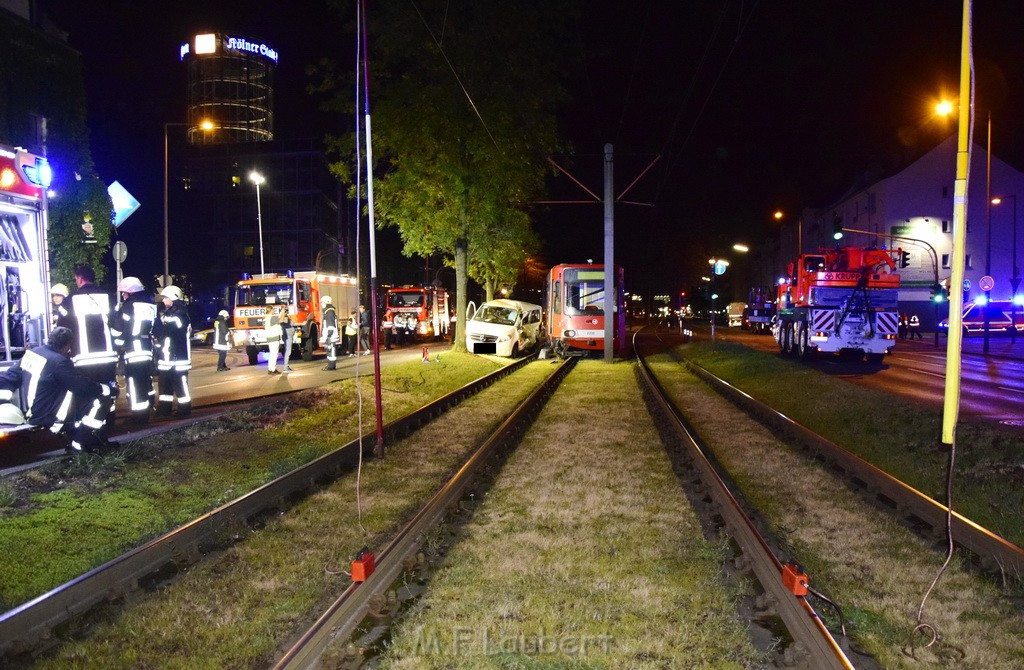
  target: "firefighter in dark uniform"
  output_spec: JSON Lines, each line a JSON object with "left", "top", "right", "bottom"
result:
{"left": 319, "top": 295, "right": 339, "bottom": 370}
{"left": 111, "top": 276, "right": 157, "bottom": 425}
{"left": 213, "top": 310, "right": 231, "bottom": 371}
{"left": 153, "top": 285, "right": 192, "bottom": 417}
{"left": 65, "top": 264, "right": 118, "bottom": 429}
{"left": 0, "top": 326, "right": 116, "bottom": 453}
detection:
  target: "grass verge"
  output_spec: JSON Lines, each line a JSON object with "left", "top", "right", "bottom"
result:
{"left": 648, "top": 351, "right": 1024, "bottom": 669}
{"left": 0, "top": 353, "right": 502, "bottom": 612}
{"left": 376, "top": 359, "right": 762, "bottom": 669}
{"left": 30, "top": 358, "right": 556, "bottom": 668}
{"left": 676, "top": 341, "right": 1024, "bottom": 548}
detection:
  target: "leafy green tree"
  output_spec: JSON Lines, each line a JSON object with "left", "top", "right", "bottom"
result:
{"left": 322, "top": 0, "right": 575, "bottom": 349}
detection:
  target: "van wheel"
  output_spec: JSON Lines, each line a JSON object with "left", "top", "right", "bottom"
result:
{"left": 511, "top": 343, "right": 520, "bottom": 358}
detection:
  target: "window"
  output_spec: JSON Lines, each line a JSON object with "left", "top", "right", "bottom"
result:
{"left": 965, "top": 254, "right": 972, "bottom": 269}
{"left": 942, "top": 254, "right": 950, "bottom": 269}
{"left": 942, "top": 220, "right": 951, "bottom": 233}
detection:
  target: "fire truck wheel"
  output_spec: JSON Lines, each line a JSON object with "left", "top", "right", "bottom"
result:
{"left": 302, "top": 327, "right": 317, "bottom": 361}
{"left": 781, "top": 323, "right": 794, "bottom": 356}
{"left": 796, "top": 323, "right": 812, "bottom": 359}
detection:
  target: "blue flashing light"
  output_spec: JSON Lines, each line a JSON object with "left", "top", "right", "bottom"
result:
{"left": 976, "top": 294, "right": 988, "bottom": 306}
{"left": 286, "top": 270, "right": 294, "bottom": 278}
{"left": 1015, "top": 294, "right": 1024, "bottom": 306}
{"left": 242, "top": 272, "right": 252, "bottom": 280}
{"left": 23, "top": 157, "right": 52, "bottom": 188}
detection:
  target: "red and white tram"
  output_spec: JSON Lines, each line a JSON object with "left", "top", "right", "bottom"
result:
{"left": 544, "top": 264, "right": 626, "bottom": 357}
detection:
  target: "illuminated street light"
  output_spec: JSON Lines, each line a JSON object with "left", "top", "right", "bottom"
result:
{"left": 249, "top": 170, "right": 266, "bottom": 275}
{"left": 733, "top": 243, "right": 749, "bottom": 253}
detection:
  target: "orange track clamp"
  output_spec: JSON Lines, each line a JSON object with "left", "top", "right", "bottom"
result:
{"left": 352, "top": 548, "right": 376, "bottom": 582}
{"left": 782, "top": 562, "right": 809, "bottom": 596}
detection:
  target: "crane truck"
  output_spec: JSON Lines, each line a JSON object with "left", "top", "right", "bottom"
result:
{"left": 773, "top": 246, "right": 901, "bottom": 363}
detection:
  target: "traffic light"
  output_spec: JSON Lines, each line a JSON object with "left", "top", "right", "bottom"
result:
{"left": 931, "top": 283, "right": 946, "bottom": 303}
{"left": 898, "top": 250, "right": 911, "bottom": 268}
{"left": 832, "top": 215, "right": 844, "bottom": 240}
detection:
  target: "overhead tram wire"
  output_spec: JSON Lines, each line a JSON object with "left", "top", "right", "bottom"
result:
{"left": 408, "top": 0, "right": 500, "bottom": 151}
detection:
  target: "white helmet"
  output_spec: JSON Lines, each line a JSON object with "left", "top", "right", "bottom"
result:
{"left": 160, "top": 285, "right": 184, "bottom": 301}
{"left": 0, "top": 403, "right": 25, "bottom": 426}
{"left": 50, "top": 283, "right": 69, "bottom": 297}
{"left": 320, "top": 295, "right": 332, "bottom": 305}
{"left": 218, "top": 309, "right": 229, "bottom": 317}
{"left": 118, "top": 276, "right": 144, "bottom": 293}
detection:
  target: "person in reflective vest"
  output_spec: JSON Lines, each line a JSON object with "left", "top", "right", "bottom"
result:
{"left": 0, "top": 326, "right": 116, "bottom": 453}
{"left": 111, "top": 276, "right": 157, "bottom": 425}
{"left": 909, "top": 313, "right": 922, "bottom": 340}
{"left": 50, "top": 283, "right": 70, "bottom": 329}
{"left": 213, "top": 310, "right": 231, "bottom": 371}
{"left": 319, "top": 295, "right": 339, "bottom": 370}
{"left": 265, "top": 306, "right": 282, "bottom": 374}
{"left": 382, "top": 309, "right": 395, "bottom": 350}
{"left": 153, "top": 285, "right": 192, "bottom": 417}
{"left": 66, "top": 265, "right": 117, "bottom": 429}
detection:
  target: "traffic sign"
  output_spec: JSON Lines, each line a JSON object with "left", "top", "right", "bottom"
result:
{"left": 979, "top": 275, "right": 995, "bottom": 291}
{"left": 962, "top": 279, "right": 971, "bottom": 292}
{"left": 107, "top": 181, "right": 140, "bottom": 227}
{"left": 713, "top": 260, "right": 728, "bottom": 276}
{"left": 112, "top": 241, "right": 128, "bottom": 263}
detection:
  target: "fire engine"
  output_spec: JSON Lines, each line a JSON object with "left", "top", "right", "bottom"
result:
{"left": 232, "top": 272, "right": 358, "bottom": 365}
{"left": 385, "top": 285, "right": 450, "bottom": 341}
{"left": 0, "top": 145, "right": 54, "bottom": 365}
{"left": 773, "top": 246, "right": 900, "bottom": 362}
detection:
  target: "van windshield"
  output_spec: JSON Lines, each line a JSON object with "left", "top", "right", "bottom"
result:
{"left": 471, "top": 305, "right": 518, "bottom": 326}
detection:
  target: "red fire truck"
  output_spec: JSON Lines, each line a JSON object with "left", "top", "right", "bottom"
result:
{"left": 385, "top": 285, "right": 451, "bottom": 341}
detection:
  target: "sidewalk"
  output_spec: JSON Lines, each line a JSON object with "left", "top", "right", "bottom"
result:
{"left": 900, "top": 332, "right": 1024, "bottom": 361}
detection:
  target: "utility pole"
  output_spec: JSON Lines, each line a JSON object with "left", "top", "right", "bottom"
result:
{"left": 603, "top": 144, "right": 614, "bottom": 363}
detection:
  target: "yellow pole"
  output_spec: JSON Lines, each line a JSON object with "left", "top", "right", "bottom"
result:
{"left": 941, "top": 0, "right": 972, "bottom": 445}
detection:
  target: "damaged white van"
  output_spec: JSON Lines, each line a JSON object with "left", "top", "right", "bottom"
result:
{"left": 465, "top": 299, "right": 543, "bottom": 357}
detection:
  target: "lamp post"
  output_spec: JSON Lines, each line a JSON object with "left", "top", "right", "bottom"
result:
{"left": 993, "top": 194, "right": 1019, "bottom": 342}
{"left": 163, "top": 119, "right": 214, "bottom": 289}
{"left": 249, "top": 170, "right": 266, "bottom": 276}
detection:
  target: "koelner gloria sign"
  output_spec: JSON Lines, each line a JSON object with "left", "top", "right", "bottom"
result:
{"left": 180, "top": 34, "right": 279, "bottom": 63}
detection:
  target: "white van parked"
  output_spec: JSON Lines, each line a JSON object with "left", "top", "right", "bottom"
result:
{"left": 465, "top": 299, "right": 543, "bottom": 357}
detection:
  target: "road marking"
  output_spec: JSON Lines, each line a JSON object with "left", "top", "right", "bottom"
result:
{"left": 998, "top": 386, "right": 1024, "bottom": 394}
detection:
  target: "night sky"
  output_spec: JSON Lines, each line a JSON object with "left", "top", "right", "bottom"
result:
{"left": 37, "top": 0, "right": 1024, "bottom": 297}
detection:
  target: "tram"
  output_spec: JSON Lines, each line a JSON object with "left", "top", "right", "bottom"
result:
{"left": 544, "top": 263, "right": 626, "bottom": 357}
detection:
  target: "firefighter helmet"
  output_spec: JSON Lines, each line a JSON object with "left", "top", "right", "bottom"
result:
{"left": 50, "top": 283, "right": 69, "bottom": 297}
{"left": 117, "top": 276, "right": 145, "bottom": 294}
{"left": 218, "top": 309, "right": 229, "bottom": 317}
{"left": 0, "top": 403, "right": 25, "bottom": 426}
{"left": 160, "top": 285, "right": 184, "bottom": 301}
{"left": 320, "top": 295, "right": 332, "bottom": 305}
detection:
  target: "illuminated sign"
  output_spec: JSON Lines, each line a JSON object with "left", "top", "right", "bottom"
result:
{"left": 226, "top": 36, "right": 279, "bottom": 62}
{"left": 107, "top": 181, "right": 141, "bottom": 228}
{"left": 195, "top": 33, "right": 217, "bottom": 54}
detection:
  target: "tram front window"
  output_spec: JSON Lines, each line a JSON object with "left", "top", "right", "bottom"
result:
{"left": 564, "top": 269, "right": 605, "bottom": 315}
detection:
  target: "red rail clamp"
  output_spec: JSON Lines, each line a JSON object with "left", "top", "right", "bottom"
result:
{"left": 351, "top": 548, "right": 376, "bottom": 583}
{"left": 782, "top": 562, "right": 809, "bottom": 596}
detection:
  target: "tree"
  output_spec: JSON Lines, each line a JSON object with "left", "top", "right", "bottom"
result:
{"left": 322, "top": 0, "right": 576, "bottom": 350}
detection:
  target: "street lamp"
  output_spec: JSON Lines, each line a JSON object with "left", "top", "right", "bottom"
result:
{"left": 993, "top": 195, "right": 1019, "bottom": 342}
{"left": 249, "top": 170, "right": 266, "bottom": 276}
{"left": 163, "top": 119, "right": 214, "bottom": 288}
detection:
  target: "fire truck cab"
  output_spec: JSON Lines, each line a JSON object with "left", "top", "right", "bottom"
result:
{"left": 385, "top": 285, "right": 450, "bottom": 342}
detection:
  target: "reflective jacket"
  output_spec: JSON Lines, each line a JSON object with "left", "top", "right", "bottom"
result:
{"left": 0, "top": 343, "right": 109, "bottom": 429}
{"left": 154, "top": 301, "right": 192, "bottom": 371}
{"left": 265, "top": 312, "right": 281, "bottom": 343}
{"left": 66, "top": 283, "right": 117, "bottom": 367}
{"left": 320, "top": 305, "right": 338, "bottom": 343}
{"left": 213, "top": 316, "right": 231, "bottom": 351}
{"left": 111, "top": 293, "right": 157, "bottom": 365}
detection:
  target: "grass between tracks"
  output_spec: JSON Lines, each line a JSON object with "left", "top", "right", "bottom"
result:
{"left": 27, "top": 356, "right": 557, "bottom": 668}
{"left": 374, "top": 360, "right": 761, "bottom": 669}
{"left": 677, "top": 341, "right": 1024, "bottom": 550}
{"left": 0, "top": 353, "right": 504, "bottom": 612}
{"left": 647, "top": 350, "right": 1024, "bottom": 669}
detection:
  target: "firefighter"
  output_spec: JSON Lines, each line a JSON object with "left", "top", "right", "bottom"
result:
{"left": 0, "top": 326, "right": 116, "bottom": 453}
{"left": 50, "top": 283, "right": 70, "bottom": 329}
{"left": 111, "top": 276, "right": 157, "bottom": 425}
{"left": 65, "top": 265, "right": 118, "bottom": 428}
{"left": 358, "top": 304, "right": 371, "bottom": 354}
{"left": 213, "top": 310, "right": 231, "bottom": 371}
{"left": 153, "top": 285, "right": 192, "bottom": 417}
{"left": 319, "top": 295, "right": 339, "bottom": 370}
{"left": 265, "top": 306, "right": 282, "bottom": 374}
{"left": 909, "top": 313, "right": 922, "bottom": 340}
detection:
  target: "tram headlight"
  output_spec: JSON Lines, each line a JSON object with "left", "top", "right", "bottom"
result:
{"left": 564, "top": 329, "right": 576, "bottom": 337}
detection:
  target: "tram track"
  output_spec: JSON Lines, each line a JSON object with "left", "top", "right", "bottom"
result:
{"left": 0, "top": 355, "right": 537, "bottom": 658}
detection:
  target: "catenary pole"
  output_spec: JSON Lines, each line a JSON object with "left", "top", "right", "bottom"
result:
{"left": 603, "top": 143, "right": 614, "bottom": 363}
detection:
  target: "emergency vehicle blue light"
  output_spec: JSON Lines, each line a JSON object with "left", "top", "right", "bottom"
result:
{"left": 287, "top": 270, "right": 294, "bottom": 278}
{"left": 976, "top": 295, "right": 988, "bottom": 306}
{"left": 23, "top": 157, "right": 53, "bottom": 188}
{"left": 1015, "top": 294, "right": 1024, "bottom": 306}
{"left": 242, "top": 273, "right": 252, "bottom": 280}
